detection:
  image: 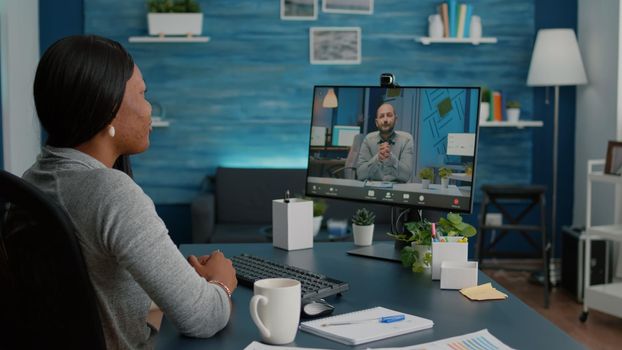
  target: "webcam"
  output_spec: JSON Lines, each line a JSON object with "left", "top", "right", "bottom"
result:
{"left": 380, "top": 73, "right": 399, "bottom": 88}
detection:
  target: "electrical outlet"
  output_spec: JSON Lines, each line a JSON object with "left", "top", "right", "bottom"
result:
{"left": 485, "top": 213, "right": 502, "bottom": 226}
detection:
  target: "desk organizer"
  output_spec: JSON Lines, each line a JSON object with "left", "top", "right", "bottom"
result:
{"left": 431, "top": 240, "right": 468, "bottom": 280}
{"left": 272, "top": 198, "right": 313, "bottom": 251}
{"left": 440, "top": 261, "right": 478, "bottom": 290}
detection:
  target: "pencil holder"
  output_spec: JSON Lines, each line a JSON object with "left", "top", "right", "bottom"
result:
{"left": 272, "top": 198, "right": 313, "bottom": 251}
{"left": 431, "top": 238, "right": 468, "bottom": 280}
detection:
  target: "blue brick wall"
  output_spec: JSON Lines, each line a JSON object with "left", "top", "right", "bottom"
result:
{"left": 84, "top": 0, "right": 536, "bottom": 205}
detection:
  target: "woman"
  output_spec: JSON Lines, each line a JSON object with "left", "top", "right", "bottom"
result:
{"left": 23, "top": 35, "right": 237, "bottom": 348}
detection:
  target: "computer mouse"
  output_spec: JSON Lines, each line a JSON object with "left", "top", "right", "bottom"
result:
{"left": 301, "top": 299, "right": 335, "bottom": 319}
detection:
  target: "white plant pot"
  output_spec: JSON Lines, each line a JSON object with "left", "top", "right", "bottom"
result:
{"left": 312, "top": 215, "right": 323, "bottom": 237}
{"left": 441, "top": 177, "right": 449, "bottom": 189}
{"left": 352, "top": 224, "right": 374, "bottom": 246}
{"left": 421, "top": 179, "right": 430, "bottom": 189}
{"left": 411, "top": 243, "right": 432, "bottom": 271}
{"left": 148, "top": 13, "right": 203, "bottom": 36}
{"left": 506, "top": 108, "right": 520, "bottom": 122}
{"left": 479, "top": 102, "right": 490, "bottom": 122}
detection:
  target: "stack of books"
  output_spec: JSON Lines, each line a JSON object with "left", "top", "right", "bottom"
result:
{"left": 438, "top": 1, "right": 475, "bottom": 38}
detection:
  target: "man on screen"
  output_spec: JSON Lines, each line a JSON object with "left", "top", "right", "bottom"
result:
{"left": 356, "top": 103, "right": 414, "bottom": 183}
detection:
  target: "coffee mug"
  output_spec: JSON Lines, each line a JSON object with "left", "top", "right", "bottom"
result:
{"left": 249, "top": 278, "right": 301, "bottom": 344}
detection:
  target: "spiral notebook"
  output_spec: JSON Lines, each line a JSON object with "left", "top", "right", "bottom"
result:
{"left": 299, "top": 306, "right": 434, "bottom": 345}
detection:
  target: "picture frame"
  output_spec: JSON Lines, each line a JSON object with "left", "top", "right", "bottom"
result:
{"left": 281, "top": 0, "right": 318, "bottom": 21}
{"left": 309, "top": 27, "right": 361, "bottom": 65}
{"left": 322, "top": 0, "right": 374, "bottom": 15}
{"left": 605, "top": 141, "right": 622, "bottom": 175}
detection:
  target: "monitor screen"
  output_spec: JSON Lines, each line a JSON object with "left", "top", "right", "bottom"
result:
{"left": 305, "top": 86, "right": 480, "bottom": 213}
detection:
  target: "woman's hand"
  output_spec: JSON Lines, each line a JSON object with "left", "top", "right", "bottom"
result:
{"left": 188, "top": 251, "right": 237, "bottom": 295}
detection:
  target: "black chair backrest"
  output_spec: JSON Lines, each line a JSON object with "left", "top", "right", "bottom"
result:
{"left": 0, "top": 170, "right": 106, "bottom": 349}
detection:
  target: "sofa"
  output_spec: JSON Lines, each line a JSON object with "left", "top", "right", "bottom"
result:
{"left": 191, "top": 167, "right": 403, "bottom": 243}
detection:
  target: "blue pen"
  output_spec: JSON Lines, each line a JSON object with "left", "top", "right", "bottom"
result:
{"left": 321, "top": 314, "right": 405, "bottom": 327}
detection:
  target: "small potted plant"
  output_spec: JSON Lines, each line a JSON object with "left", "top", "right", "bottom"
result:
{"left": 464, "top": 162, "right": 474, "bottom": 177}
{"left": 312, "top": 199, "right": 327, "bottom": 237}
{"left": 395, "top": 219, "right": 433, "bottom": 272}
{"left": 438, "top": 167, "right": 453, "bottom": 189}
{"left": 419, "top": 167, "right": 434, "bottom": 189}
{"left": 506, "top": 100, "right": 521, "bottom": 122}
{"left": 351, "top": 208, "right": 375, "bottom": 246}
{"left": 147, "top": 0, "right": 203, "bottom": 37}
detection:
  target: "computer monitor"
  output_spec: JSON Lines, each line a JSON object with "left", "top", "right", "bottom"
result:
{"left": 305, "top": 86, "right": 480, "bottom": 213}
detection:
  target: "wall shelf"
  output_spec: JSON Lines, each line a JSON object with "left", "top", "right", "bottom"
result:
{"left": 479, "top": 120, "right": 543, "bottom": 128}
{"left": 416, "top": 37, "right": 497, "bottom": 45}
{"left": 128, "top": 36, "right": 210, "bottom": 43}
{"left": 152, "top": 117, "right": 170, "bottom": 128}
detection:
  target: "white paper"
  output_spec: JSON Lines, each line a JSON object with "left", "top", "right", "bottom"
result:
{"left": 243, "top": 341, "right": 328, "bottom": 350}
{"left": 371, "top": 329, "right": 515, "bottom": 350}
{"left": 446, "top": 133, "right": 475, "bottom": 156}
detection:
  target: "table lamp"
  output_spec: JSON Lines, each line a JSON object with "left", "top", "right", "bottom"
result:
{"left": 527, "top": 28, "right": 588, "bottom": 281}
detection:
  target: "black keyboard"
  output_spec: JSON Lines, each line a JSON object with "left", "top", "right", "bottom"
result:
{"left": 231, "top": 254, "right": 349, "bottom": 301}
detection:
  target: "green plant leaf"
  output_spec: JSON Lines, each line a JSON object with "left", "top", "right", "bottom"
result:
{"left": 447, "top": 212, "right": 462, "bottom": 225}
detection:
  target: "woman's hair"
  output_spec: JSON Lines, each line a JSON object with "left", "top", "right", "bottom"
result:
{"left": 33, "top": 35, "right": 134, "bottom": 147}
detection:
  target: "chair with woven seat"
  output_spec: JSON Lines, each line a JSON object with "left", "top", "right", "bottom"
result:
{"left": 476, "top": 184, "right": 551, "bottom": 308}
{"left": 0, "top": 170, "right": 106, "bottom": 349}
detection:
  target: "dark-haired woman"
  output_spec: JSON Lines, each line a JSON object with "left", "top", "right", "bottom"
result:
{"left": 23, "top": 35, "right": 236, "bottom": 349}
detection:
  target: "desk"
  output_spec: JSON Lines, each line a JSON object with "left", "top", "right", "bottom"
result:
{"left": 156, "top": 243, "right": 585, "bottom": 350}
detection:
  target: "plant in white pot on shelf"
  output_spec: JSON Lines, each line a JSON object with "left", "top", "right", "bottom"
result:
{"left": 438, "top": 167, "right": 453, "bottom": 189}
{"left": 419, "top": 167, "right": 434, "bottom": 189}
{"left": 479, "top": 87, "right": 491, "bottom": 123}
{"left": 506, "top": 100, "right": 521, "bottom": 122}
{"left": 147, "top": 0, "right": 203, "bottom": 37}
{"left": 312, "top": 199, "right": 327, "bottom": 237}
{"left": 351, "top": 208, "right": 375, "bottom": 246}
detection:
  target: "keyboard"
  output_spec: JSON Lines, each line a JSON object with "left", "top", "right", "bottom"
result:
{"left": 231, "top": 254, "right": 349, "bottom": 301}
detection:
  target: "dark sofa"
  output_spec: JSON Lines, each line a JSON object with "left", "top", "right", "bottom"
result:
{"left": 191, "top": 167, "right": 398, "bottom": 243}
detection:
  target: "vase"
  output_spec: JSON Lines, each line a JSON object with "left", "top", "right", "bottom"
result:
{"left": 506, "top": 108, "right": 520, "bottom": 122}
{"left": 421, "top": 179, "right": 430, "bottom": 189}
{"left": 441, "top": 177, "right": 449, "bottom": 189}
{"left": 470, "top": 16, "right": 482, "bottom": 39}
{"left": 411, "top": 243, "right": 432, "bottom": 272}
{"left": 428, "top": 14, "right": 443, "bottom": 39}
{"left": 479, "top": 102, "right": 490, "bottom": 122}
{"left": 352, "top": 224, "right": 374, "bottom": 246}
{"left": 312, "top": 215, "right": 323, "bottom": 237}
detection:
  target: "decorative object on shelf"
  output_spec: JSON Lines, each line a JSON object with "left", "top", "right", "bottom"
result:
{"left": 150, "top": 102, "right": 170, "bottom": 127}
{"left": 146, "top": 0, "right": 203, "bottom": 37}
{"left": 479, "top": 120, "right": 543, "bottom": 128}
{"left": 310, "top": 27, "right": 361, "bottom": 65}
{"left": 281, "top": 0, "right": 317, "bottom": 21}
{"left": 464, "top": 162, "right": 473, "bottom": 176}
{"left": 604, "top": 141, "right": 622, "bottom": 176}
{"left": 527, "top": 28, "right": 588, "bottom": 271}
{"left": 351, "top": 208, "right": 375, "bottom": 246}
{"left": 479, "top": 87, "right": 490, "bottom": 123}
{"left": 311, "top": 198, "right": 327, "bottom": 237}
{"left": 438, "top": 167, "right": 453, "bottom": 188}
{"left": 416, "top": 37, "right": 497, "bottom": 45}
{"left": 469, "top": 15, "right": 482, "bottom": 39}
{"left": 419, "top": 167, "right": 434, "bottom": 189}
{"left": 505, "top": 100, "right": 521, "bottom": 122}
{"left": 322, "top": 0, "right": 373, "bottom": 15}
{"left": 428, "top": 14, "right": 443, "bottom": 39}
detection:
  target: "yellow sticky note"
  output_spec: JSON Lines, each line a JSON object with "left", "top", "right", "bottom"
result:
{"left": 460, "top": 283, "right": 508, "bottom": 301}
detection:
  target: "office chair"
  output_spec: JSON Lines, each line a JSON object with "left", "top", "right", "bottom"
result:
{"left": 331, "top": 133, "right": 364, "bottom": 179}
{"left": 0, "top": 170, "right": 106, "bottom": 349}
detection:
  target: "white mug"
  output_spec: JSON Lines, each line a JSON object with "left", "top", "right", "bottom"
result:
{"left": 249, "top": 278, "right": 301, "bottom": 345}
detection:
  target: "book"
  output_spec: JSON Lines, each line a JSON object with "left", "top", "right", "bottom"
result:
{"left": 448, "top": 0, "right": 457, "bottom": 38}
{"left": 299, "top": 306, "right": 434, "bottom": 345}
{"left": 464, "top": 4, "right": 473, "bottom": 37}
{"left": 441, "top": 3, "right": 449, "bottom": 37}
{"left": 457, "top": 4, "right": 467, "bottom": 38}
{"left": 493, "top": 91, "right": 503, "bottom": 121}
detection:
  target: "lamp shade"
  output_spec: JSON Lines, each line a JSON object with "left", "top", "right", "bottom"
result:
{"left": 527, "top": 29, "right": 587, "bottom": 86}
{"left": 322, "top": 88, "right": 338, "bottom": 108}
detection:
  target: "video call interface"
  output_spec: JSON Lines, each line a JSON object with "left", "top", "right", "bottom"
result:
{"left": 305, "top": 86, "right": 480, "bottom": 213}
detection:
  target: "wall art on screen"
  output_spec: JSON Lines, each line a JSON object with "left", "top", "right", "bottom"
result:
{"left": 309, "top": 27, "right": 361, "bottom": 65}
{"left": 281, "top": 0, "right": 318, "bottom": 20}
{"left": 323, "top": 0, "right": 373, "bottom": 15}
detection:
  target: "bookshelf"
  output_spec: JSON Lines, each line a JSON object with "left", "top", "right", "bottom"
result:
{"left": 416, "top": 37, "right": 497, "bottom": 45}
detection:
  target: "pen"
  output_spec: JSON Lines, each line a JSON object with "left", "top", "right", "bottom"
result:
{"left": 321, "top": 314, "right": 405, "bottom": 327}
{"left": 431, "top": 223, "right": 437, "bottom": 242}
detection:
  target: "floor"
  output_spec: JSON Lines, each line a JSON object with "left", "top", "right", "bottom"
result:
{"left": 483, "top": 269, "right": 622, "bottom": 350}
